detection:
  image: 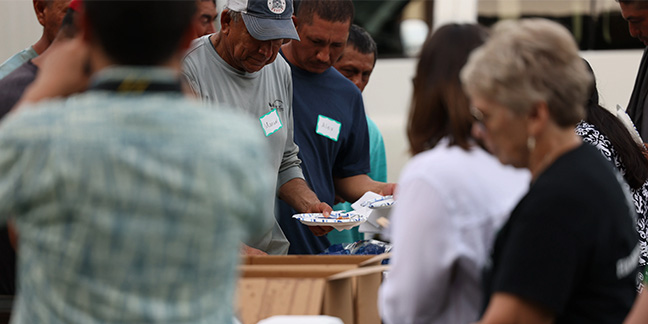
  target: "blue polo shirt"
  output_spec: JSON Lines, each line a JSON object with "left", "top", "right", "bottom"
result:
{"left": 277, "top": 52, "right": 371, "bottom": 254}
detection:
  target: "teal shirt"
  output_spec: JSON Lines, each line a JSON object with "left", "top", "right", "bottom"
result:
{"left": 0, "top": 46, "right": 37, "bottom": 80}
{"left": 366, "top": 117, "right": 388, "bottom": 183}
{"left": 328, "top": 116, "right": 388, "bottom": 245}
{"left": 0, "top": 67, "right": 275, "bottom": 323}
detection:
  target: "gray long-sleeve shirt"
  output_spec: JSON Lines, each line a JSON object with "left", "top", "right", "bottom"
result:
{"left": 182, "top": 35, "right": 304, "bottom": 254}
{"left": 182, "top": 35, "right": 304, "bottom": 191}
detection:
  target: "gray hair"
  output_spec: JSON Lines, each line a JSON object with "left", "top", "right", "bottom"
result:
{"left": 227, "top": 8, "right": 242, "bottom": 22}
{"left": 460, "top": 18, "right": 592, "bottom": 127}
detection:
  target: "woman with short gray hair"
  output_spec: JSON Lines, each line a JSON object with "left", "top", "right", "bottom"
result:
{"left": 461, "top": 18, "right": 639, "bottom": 323}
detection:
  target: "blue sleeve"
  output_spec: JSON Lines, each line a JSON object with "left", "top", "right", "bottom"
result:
{"left": 333, "top": 91, "right": 371, "bottom": 178}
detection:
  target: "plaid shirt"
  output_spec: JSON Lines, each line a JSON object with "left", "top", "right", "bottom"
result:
{"left": 0, "top": 67, "right": 274, "bottom": 323}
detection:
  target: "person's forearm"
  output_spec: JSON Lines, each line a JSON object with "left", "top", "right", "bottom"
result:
{"left": 624, "top": 287, "right": 648, "bottom": 324}
{"left": 278, "top": 178, "right": 321, "bottom": 213}
{"left": 334, "top": 174, "right": 395, "bottom": 202}
{"left": 480, "top": 293, "right": 553, "bottom": 324}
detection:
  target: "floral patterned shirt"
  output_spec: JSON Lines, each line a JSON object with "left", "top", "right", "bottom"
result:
{"left": 576, "top": 121, "right": 648, "bottom": 273}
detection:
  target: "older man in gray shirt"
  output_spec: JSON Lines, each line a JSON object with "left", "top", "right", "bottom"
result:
{"left": 182, "top": 0, "right": 332, "bottom": 254}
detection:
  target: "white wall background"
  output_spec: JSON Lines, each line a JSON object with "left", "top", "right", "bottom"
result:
{"left": 0, "top": 0, "right": 42, "bottom": 63}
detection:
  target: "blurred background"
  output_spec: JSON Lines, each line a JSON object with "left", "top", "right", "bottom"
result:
{"left": 0, "top": 0, "right": 643, "bottom": 183}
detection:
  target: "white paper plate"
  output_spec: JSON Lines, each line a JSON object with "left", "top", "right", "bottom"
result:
{"left": 292, "top": 211, "right": 367, "bottom": 229}
{"left": 361, "top": 195, "right": 395, "bottom": 209}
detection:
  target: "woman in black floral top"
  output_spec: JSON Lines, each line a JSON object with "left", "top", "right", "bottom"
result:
{"left": 576, "top": 59, "right": 648, "bottom": 283}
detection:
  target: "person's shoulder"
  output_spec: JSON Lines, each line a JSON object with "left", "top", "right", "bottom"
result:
{"left": 575, "top": 120, "right": 603, "bottom": 139}
{"left": 183, "top": 35, "right": 211, "bottom": 61}
{"left": 402, "top": 142, "right": 467, "bottom": 175}
{"left": 0, "top": 97, "right": 70, "bottom": 142}
{"left": 0, "top": 48, "right": 36, "bottom": 80}
{"left": 335, "top": 69, "right": 362, "bottom": 92}
{"left": 174, "top": 97, "right": 260, "bottom": 132}
{"left": 575, "top": 142, "right": 616, "bottom": 169}
{"left": 398, "top": 144, "right": 480, "bottom": 192}
{"left": 535, "top": 144, "right": 620, "bottom": 198}
{"left": 326, "top": 67, "right": 353, "bottom": 83}
{"left": 0, "top": 47, "right": 36, "bottom": 65}
{"left": 321, "top": 67, "right": 362, "bottom": 98}
{"left": 366, "top": 116, "right": 380, "bottom": 130}
{"left": 272, "top": 54, "right": 290, "bottom": 69}
{"left": 187, "top": 101, "right": 267, "bottom": 151}
{"left": 263, "top": 54, "right": 291, "bottom": 78}
{"left": 0, "top": 61, "right": 38, "bottom": 85}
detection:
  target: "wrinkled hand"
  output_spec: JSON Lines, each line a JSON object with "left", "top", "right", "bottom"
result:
{"left": 305, "top": 202, "right": 334, "bottom": 236}
{"left": 17, "top": 36, "right": 90, "bottom": 108}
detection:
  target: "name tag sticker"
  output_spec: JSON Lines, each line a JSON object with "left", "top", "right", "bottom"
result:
{"left": 259, "top": 109, "right": 283, "bottom": 137}
{"left": 316, "top": 115, "right": 341, "bottom": 142}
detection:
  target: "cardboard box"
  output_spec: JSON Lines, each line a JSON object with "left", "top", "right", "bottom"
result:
{"left": 236, "top": 254, "right": 390, "bottom": 324}
{"left": 242, "top": 254, "right": 386, "bottom": 266}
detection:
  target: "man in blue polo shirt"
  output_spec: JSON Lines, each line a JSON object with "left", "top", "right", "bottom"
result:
{"left": 279, "top": 0, "right": 395, "bottom": 254}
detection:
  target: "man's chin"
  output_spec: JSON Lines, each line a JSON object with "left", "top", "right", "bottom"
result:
{"left": 243, "top": 64, "right": 265, "bottom": 73}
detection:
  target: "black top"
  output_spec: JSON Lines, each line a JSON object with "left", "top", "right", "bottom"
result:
{"left": 482, "top": 143, "right": 639, "bottom": 323}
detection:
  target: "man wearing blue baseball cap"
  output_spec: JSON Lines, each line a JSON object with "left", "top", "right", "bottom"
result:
{"left": 182, "top": 0, "right": 333, "bottom": 255}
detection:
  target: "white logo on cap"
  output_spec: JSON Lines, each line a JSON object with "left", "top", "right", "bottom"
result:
{"left": 268, "top": 0, "right": 286, "bottom": 14}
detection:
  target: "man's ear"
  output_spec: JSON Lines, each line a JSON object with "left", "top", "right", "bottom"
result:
{"left": 292, "top": 15, "right": 299, "bottom": 31}
{"left": 220, "top": 9, "right": 231, "bottom": 35}
{"left": 34, "top": 0, "right": 47, "bottom": 27}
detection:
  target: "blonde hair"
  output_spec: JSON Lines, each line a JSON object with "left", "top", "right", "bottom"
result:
{"left": 460, "top": 18, "right": 592, "bottom": 127}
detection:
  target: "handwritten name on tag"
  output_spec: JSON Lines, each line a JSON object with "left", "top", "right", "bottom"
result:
{"left": 259, "top": 109, "right": 283, "bottom": 137}
{"left": 316, "top": 115, "right": 341, "bottom": 141}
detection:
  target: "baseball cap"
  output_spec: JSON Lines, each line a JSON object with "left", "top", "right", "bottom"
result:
{"left": 228, "top": 0, "right": 300, "bottom": 41}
